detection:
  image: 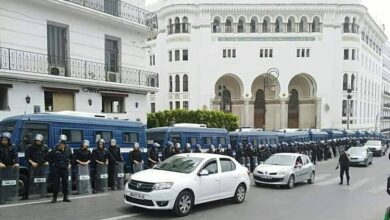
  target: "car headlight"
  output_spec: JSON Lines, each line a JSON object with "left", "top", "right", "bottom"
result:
{"left": 153, "top": 182, "right": 174, "bottom": 190}
{"left": 278, "top": 171, "right": 287, "bottom": 176}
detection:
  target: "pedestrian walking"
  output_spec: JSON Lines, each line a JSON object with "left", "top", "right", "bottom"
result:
{"left": 336, "top": 149, "right": 351, "bottom": 185}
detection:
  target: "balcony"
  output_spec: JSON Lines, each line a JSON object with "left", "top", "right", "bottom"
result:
{"left": 64, "top": 0, "right": 158, "bottom": 29}
{"left": 385, "top": 91, "right": 390, "bottom": 97}
{"left": 0, "top": 47, "right": 158, "bottom": 90}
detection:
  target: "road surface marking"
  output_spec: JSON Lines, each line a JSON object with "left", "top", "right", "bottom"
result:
{"left": 348, "top": 178, "right": 370, "bottom": 191}
{"left": 100, "top": 213, "right": 142, "bottom": 220}
{"left": 0, "top": 193, "right": 110, "bottom": 208}
{"left": 315, "top": 177, "right": 340, "bottom": 186}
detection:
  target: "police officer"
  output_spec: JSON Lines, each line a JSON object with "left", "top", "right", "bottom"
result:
{"left": 48, "top": 140, "right": 71, "bottom": 203}
{"left": 173, "top": 143, "right": 181, "bottom": 155}
{"left": 163, "top": 142, "right": 173, "bottom": 160}
{"left": 225, "top": 144, "right": 233, "bottom": 157}
{"left": 207, "top": 144, "right": 216, "bottom": 154}
{"left": 147, "top": 143, "right": 159, "bottom": 168}
{"left": 74, "top": 140, "right": 91, "bottom": 166}
{"left": 58, "top": 134, "right": 72, "bottom": 163}
{"left": 24, "top": 134, "right": 49, "bottom": 199}
{"left": 129, "top": 142, "right": 143, "bottom": 173}
{"left": 108, "top": 139, "right": 123, "bottom": 190}
{"left": 91, "top": 139, "right": 109, "bottom": 193}
{"left": 183, "top": 143, "right": 192, "bottom": 153}
{"left": 0, "top": 132, "right": 19, "bottom": 168}
{"left": 235, "top": 143, "right": 244, "bottom": 163}
{"left": 215, "top": 144, "right": 223, "bottom": 154}
{"left": 310, "top": 142, "right": 317, "bottom": 165}
{"left": 336, "top": 149, "right": 351, "bottom": 185}
{"left": 193, "top": 144, "right": 202, "bottom": 153}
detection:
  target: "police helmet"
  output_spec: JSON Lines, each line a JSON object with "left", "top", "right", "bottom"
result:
{"left": 186, "top": 143, "right": 191, "bottom": 148}
{"left": 97, "top": 139, "right": 105, "bottom": 144}
{"left": 134, "top": 142, "right": 140, "bottom": 149}
{"left": 59, "top": 134, "right": 67, "bottom": 142}
{"left": 110, "top": 139, "right": 117, "bottom": 146}
{"left": 34, "top": 134, "right": 44, "bottom": 142}
{"left": 153, "top": 143, "right": 160, "bottom": 148}
{"left": 1, "top": 132, "right": 11, "bottom": 141}
{"left": 82, "top": 140, "right": 90, "bottom": 147}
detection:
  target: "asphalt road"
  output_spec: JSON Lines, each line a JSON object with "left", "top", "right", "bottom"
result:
{"left": 1, "top": 154, "right": 389, "bottom": 220}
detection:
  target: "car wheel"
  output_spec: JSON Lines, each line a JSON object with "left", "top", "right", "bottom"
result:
{"left": 172, "top": 190, "right": 193, "bottom": 217}
{"left": 307, "top": 171, "right": 315, "bottom": 184}
{"left": 287, "top": 175, "right": 295, "bottom": 189}
{"left": 232, "top": 183, "right": 246, "bottom": 204}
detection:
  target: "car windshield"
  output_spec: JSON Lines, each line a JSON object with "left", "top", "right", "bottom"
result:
{"left": 264, "top": 155, "right": 295, "bottom": 166}
{"left": 365, "top": 141, "right": 381, "bottom": 146}
{"left": 154, "top": 156, "right": 204, "bottom": 174}
{"left": 347, "top": 147, "right": 366, "bottom": 154}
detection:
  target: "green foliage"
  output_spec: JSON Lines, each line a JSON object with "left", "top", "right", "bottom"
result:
{"left": 147, "top": 110, "right": 239, "bottom": 131}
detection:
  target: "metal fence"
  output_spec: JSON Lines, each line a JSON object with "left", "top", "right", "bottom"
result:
{"left": 0, "top": 47, "right": 159, "bottom": 88}
{"left": 65, "top": 0, "right": 158, "bottom": 29}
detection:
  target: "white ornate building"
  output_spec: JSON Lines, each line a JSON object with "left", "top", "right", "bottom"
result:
{"left": 146, "top": 0, "right": 387, "bottom": 130}
{"left": 381, "top": 42, "right": 390, "bottom": 136}
{"left": 0, "top": 0, "right": 159, "bottom": 123}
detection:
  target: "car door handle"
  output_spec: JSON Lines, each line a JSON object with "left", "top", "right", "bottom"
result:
{"left": 215, "top": 179, "right": 220, "bottom": 182}
{"left": 233, "top": 175, "right": 239, "bottom": 179}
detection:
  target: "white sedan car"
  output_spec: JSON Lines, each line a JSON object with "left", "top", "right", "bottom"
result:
{"left": 124, "top": 153, "right": 250, "bottom": 216}
{"left": 364, "top": 140, "right": 385, "bottom": 156}
{"left": 253, "top": 153, "right": 315, "bottom": 189}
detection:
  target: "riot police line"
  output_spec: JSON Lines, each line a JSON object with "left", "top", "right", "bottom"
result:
{"left": 0, "top": 131, "right": 380, "bottom": 204}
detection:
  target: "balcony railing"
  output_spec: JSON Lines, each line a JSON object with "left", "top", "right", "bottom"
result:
{"left": 65, "top": 0, "right": 158, "bottom": 29}
{"left": 0, "top": 47, "right": 159, "bottom": 88}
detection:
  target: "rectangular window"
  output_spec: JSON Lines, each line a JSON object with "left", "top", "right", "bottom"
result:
{"left": 20, "top": 123, "right": 49, "bottom": 150}
{"left": 342, "top": 100, "right": 347, "bottom": 117}
{"left": 187, "top": 137, "right": 198, "bottom": 146}
{"left": 269, "top": 49, "right": 273, "bottom": 58}
{"left": 175, "top": 50, "right": 180, "bottom": 61}
{"left": 175, "top": 101, "right": 180, "bottom": 110}
{"left": 95, "top": 131, "right": 112, "bottom": 143}
{"left": 0, "top": 87, "right": 8, "bottom": 110}
{"left": 102, "top": 95, "right": 125, "bottom": 113}
{"left": 152, "top": 55, "right": 155, "bottom": 65}
{"left": 47, "top": 24, "right": 67, "bottom": 68}
{"left": 352, "top": 49, "right": 356, "bottom": 60}
{"left": 169, "top": 51, "right": 172, "bottom": 62}
{"left": 183, "top": 101, "right": 189, "bottom": 110}
{"left": 260, "top": 49, "right": 263, "bottom": 58}
{"left": 232, "top": 49, "right": 236, "bottom": 58}
{"left": 297, "top": 49, "right": 300, "bottom": 57}
{"left": 227, "top": 49, "right": 231, "bottom": 58}
{"left": 105, "top": 37, "right": 119, "bottom": 72}
{"left": 223, "top": 49, "right": 227, "bottom": 58}
{"left": 124, "top": 132, "right": 139, "bottom": 144}
{"left": 169, "top": 102, "right": 173, "bottom": 110}
{"left": 61, "top": 129, "right": 83, "bottom": 143}
{"left": 265, "top": 49, "right": 268, "bottom": 57}
{"left": 218, "top": 137, "right": 226, "bottom": 145}
{"left": 344, "top": 49, "right": 349, "bottom": 60}
{"left": 149, "top": 55, "right": 153, "bottom": 66}
{"left": 182, "top": 50, "right": 188, "bottom": 61}
{"left": 306, "top": 49, "right": 310, "bottom": 57}
{"left": 151, "top": 103, "right": 156, "bottom": 113}
{"left": 203, "top": 137, "right": 212, "bottom": 145}
{"left": 301, "top": 49, "right": 305, "bottom": 57}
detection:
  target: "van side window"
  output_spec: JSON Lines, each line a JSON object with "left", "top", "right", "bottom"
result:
{"left": 124, "top": 132, "right": 139, "bottom": 144}
{"left": 218, "top": 137, "right": 226, "bottom": 145}
{"left": 62, "top": 129, "right": 83, "bottom": 143}
{"left": 20, "top": 122, "right": 49, "bottom": 151}
{"left": 252, "top": 139, "right": 258, "bottom": 146}
{"left": 187, "top": 137, "right": 198, "bottom": 146}
{"left": 95, "top": 131, "right": 112, "bottom": 143}
{"left": 203, "top": 137, "right": 212, "bottom": 145}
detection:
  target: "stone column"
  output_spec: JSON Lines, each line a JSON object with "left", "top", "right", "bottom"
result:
{"left": 244, "top": 98, "right": 250, "bottom": 127}
{"left": 280, "top": 98, "right": 288, "bottom": 129}
{"left": 316, "top": 97, "right": 322, "bottom": 129}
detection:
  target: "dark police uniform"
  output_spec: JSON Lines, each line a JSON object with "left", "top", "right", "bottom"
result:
{"left": 147, "top": 147, "right": 159, "bottom": 168}
{"left": 338, "top": 152, "right": 351, "bottom": 185}
{"left": 24, "top": 143, "right": 49, "bottom": 199}
{"left": 91, "top": 148, "right": 109, "bottom": 192}
{"left": 0, "top": 143, "right": 18, "bottom": 167}
{"left": 108, "top": 144, "right": 123, "bottom": 190}
{"left": 48, "top": 147, "right": 71, "bottom": 202}
{"left": 129, "top": 148, "right": 143, "bottom": 173}
{"left": 74, "top": 147, "right": 92, "bottom": 164}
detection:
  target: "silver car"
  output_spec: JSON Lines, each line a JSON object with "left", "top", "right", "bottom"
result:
{"left": 253, "top": 153, "right": 315, "bottom": 189}
{"left": 347, "top": 147, "right": 373, "bottom": 167}
{"left": 364, "top": 140, "right": 385, "bottom": 156}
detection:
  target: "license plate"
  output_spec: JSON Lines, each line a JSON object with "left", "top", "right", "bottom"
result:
{"left": 79, "top": 175, "right": 90, "bottom": 180}
{"left": 130, "top": 192, "right": 145, "bottom": 200}
{"left": 2, "top": 180, "right": 17, "bottom": 186}
{"left": 118, "top": 173, "right": 124, "bottom": 178}
{"left": 34, "top": 178, "right": 46, "bottom": 183}
{"left": 260, "top": 175, "right": 271, "bottom": 179}
{"left": 100, "top": 174, "right": 108, "bottom": 179}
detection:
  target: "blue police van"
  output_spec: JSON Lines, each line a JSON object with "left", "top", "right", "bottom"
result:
{"left": 146, "top": 124, "right": 229, "bottom": 150}
{"left": 277, "top": 131, "right": 310, "bottom": 143}
{"left": 229, "top": 130, "right": 279, "bottom": 147}
{"left": 0, "top": 113, "right": 146, "bottom": 195}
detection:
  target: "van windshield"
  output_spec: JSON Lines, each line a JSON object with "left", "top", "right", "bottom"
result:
{"left": 0, "top": 120, "right": 17, "bottom": 135}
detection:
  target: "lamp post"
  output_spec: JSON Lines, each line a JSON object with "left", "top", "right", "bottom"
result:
{"left": 346, "top": 88, "right": 352, "bottom": 130}
{"left": 24, "top": 95, "right": 31, "bottom": 115}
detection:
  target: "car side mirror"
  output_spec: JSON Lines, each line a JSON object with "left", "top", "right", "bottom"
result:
{"left": 198, "top": 169, "right": 209, "bottom": 176}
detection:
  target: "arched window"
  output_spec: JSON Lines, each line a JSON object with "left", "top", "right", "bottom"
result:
{"left": 343, "top": 74, "right": 348, "bottom": 91}
{"left": 169, "top": 75, "right": 172, "bottom": 92}
{"left": 212, "top": 17, "right": 221, "bottom": 33}
{"left": 344, "top": 17, "right": 350, "bottom": 33}
{"left": 182, "top": 17, "right": 189, "bottom": 33}
{"left": 250, "top": 17, "right": 257, "bottom": 33}
{"left": 287, "top": 17, "right": 295, "bottom": 32}
{"left": 175, "top": 74, "right": 180, "bottom": 92}
{"left": 312, "top": 16, "right": 320, "bottom": 32}
{"left": 262, "top": 17, "right": 270, "bottom": 33}
{"left": 299, "top": 16, "right": 308, "bottom": 32}
{"left": 221, "top": 89, "right": 232, "bottom": 113}
{"left": 174, "top": 17, "right": 180, "bottom": 33}
{"left": 183, "top": 74, "right": 188, "bottom": 92}
{"left": 351, "top": 74, "right": 355, "bottom": 91}
{"left": 168, "top": 18, "right": 173, "bottom": 34}
{"left": 225, "top": 17, "right": 233, "bottom": 33}
{"left": 275, "top": 17, "right": 283, "bottom": 33}
{"left": 237, "top": 17, "right": 245, "bottom": 33}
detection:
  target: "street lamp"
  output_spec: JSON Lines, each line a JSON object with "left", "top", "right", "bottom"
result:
{"left": 24, "top": 95, "right": 31, "bottom": 115}
{"left": 346, "top": 88, "right": 352, "bottom": 130}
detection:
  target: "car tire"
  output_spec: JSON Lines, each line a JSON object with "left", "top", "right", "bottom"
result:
{"left": 287, "top": 175, "right": 295, "bottom": 189}
{"left": 172, "top": 190, "right": 194, "bottom": 217}
{"left": 232, "top": 183, "right": 246, "bottom": 204}
{"left": 307, "top": 171, "right": 315, "bottom": 184}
